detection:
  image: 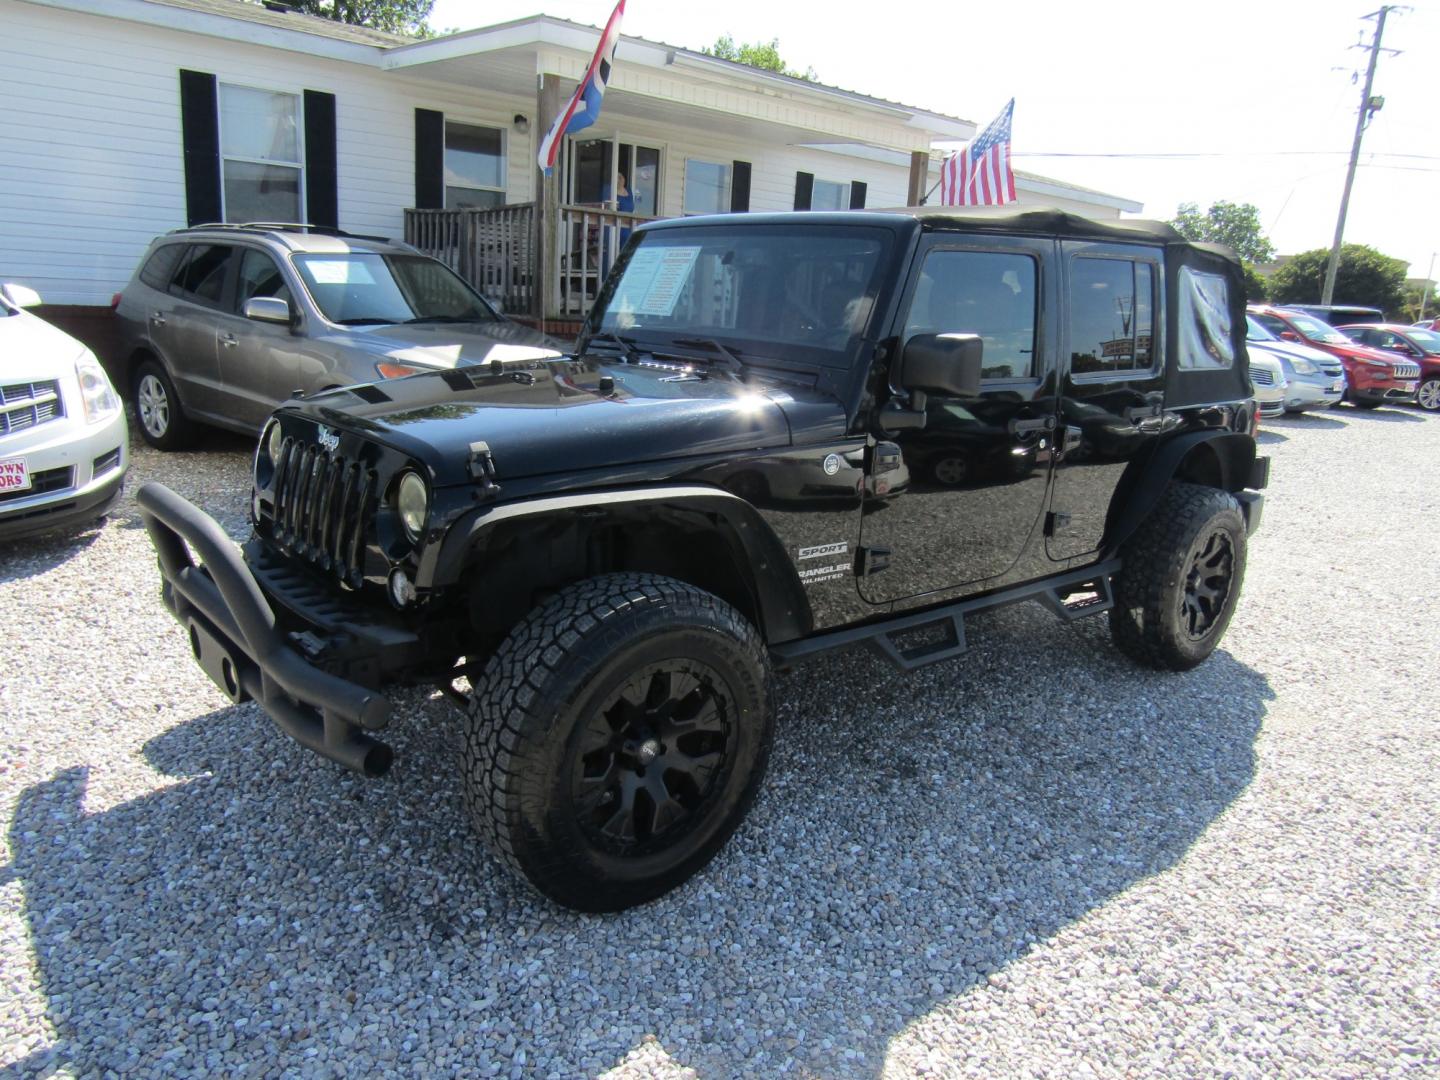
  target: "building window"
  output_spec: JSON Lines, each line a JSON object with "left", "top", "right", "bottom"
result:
{"left": 219, "top": 84, "right": 303, "bottom": 223}
{"left": 811, "top": 179, "right": 850, "bottom": 212}
{"left": 445, "top": 122, "right": 506, "bottom": 209}
{"left": 684, "top": 159, "right": 731, "bottom": 215}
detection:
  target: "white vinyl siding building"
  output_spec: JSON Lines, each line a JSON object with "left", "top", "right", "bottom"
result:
{"left": 0, "top": 0, "right": 1141, "bottom": 324}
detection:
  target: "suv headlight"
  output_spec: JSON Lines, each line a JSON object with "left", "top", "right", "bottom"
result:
{"left": 396, "top": 471, "right": 429, "bottom": 541}
{"left": 75, "top": 351, "right": 120, "bottom": 423}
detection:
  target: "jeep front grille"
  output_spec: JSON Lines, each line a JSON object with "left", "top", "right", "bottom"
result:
{"left": 0, "top": 380, "right": 63, "bottom": 436}
{"left": 270, "top": 437, "right": 375, "bottom": 586}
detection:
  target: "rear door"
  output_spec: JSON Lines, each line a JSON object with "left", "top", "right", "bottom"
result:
{"left": 163, "top": 243, "right": 236, "bottom": 418}
{"left": 858, "top": 235, "right": 1058, "bottom": 604}
{"left": 1046, "top": 242, "right": 1165, "bottom": 562}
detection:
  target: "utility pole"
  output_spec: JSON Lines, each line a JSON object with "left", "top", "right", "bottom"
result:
{"left": 1321, "top": 6, "right": 1403, "bottom": 305}
{"left": 1421, "top": 252, "right": 1436, "bottom": 321}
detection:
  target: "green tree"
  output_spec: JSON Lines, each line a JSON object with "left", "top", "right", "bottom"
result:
{"left": 295, "top": 1, "right": 433, "bottom": 37}
{"left": 1241, "top": 263, "right": 1269, "bottom": 304}
{"left": 704, "top": 34, "right": 817, "bottom": 81}
{"left": 1399, "top": 279, "right": 1437, "bottom": 323}
{"left": 1171, "top": 201, "right": 1276, "bottom": 264}
{"left": 1269, "top": 245, "right": 1408, "bottom": 315}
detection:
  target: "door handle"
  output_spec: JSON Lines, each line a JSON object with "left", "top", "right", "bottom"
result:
{"left": 220, "top": 334, "right": 238, "bottom": 348}
{"left": 1007, "top": 415, "right": 1056, "bottom": 437}
{"left": 150, "top": 312, "right": 166, "bottom": 326}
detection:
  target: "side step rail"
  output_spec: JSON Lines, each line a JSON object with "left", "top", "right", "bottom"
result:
{"left": 771, "top": 560, "right": 1121, "bottom": 672}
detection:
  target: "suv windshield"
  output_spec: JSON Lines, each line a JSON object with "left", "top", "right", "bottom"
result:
{"left": 1403, "top": 328, "right": 1440, "bottom": 353}
{"left": 594, "top": 225, "right": 891, "bottom": 367}
{"left": 293, "top": 253, "right": 500, "bottom": 326}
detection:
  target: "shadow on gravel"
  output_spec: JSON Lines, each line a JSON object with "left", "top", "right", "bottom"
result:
{"left": 3, "top": 611, "right": 1272, "bottom": 1077}
{"left": 1335, "top": 406, "right": 1426, "bottom": 423}
{"left": 1266, "top": 412, "right": 1345, "bottom": 429}
{"left": 1256, "top": 430, "right": 1288, "bottom": 445}
{"left": 0, "top": 522, "right": 106, "bottom": 583}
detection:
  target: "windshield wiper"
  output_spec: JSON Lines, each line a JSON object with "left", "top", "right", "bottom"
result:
{"left": 402, "top": 315, "right": 489, "bottom": 325}
{"left": 582, "top": 332, "right": 642, "bottom": 361}
{"left": 668, "top": 338, "right": 745, "bottom": 376}
{"left": 335, "top": 317, "right": 396, "bottom": 326}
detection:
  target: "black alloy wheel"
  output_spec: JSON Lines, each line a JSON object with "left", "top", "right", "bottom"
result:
{"left": 464, "top": 573, "right": 773, "bottom": 911}
{"left": 1180, "top": 529, "right": 1235, "bottom": 640}
{"left": 573, "top": 661, "right": 734, "bottom": 853}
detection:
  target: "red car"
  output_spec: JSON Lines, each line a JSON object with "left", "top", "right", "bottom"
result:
{"left": 1339, "top": 323, "right": 1440, "bottom": 412}
{"left": 1247, "top": 304, "right": 1420, "bottom": 409}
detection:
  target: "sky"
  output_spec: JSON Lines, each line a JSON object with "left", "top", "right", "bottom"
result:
{"left": 429, "top": 0, "right": 1440, "bottom": 279}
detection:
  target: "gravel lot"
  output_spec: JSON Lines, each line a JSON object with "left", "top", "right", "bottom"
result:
{"left": 2, "top": 405, "right": 1437, "bottom": 1078}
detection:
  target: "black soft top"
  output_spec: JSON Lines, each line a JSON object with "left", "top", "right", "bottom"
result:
{"left": 643, "top": 206, "right": 1235, "bottom": 263}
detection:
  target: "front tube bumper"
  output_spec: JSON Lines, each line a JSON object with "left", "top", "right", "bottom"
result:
{"left": 136, "top": 482, "right": 394, "bottom": 777}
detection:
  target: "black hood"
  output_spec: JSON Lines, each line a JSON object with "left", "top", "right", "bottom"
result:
{"left": 283, "top": 358, "right": 803, "bottom": 486}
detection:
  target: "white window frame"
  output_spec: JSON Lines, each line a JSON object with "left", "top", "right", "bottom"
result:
{"left": 443, "top": 118, "right": 509, "bottom": 209}
{"left": 683, "top": 158, "right": 731, "bottom": 216}
{"left": 811, "top": 178, "right": 851, "bottom": 212}
{"left": 217, "top": 80, "right": 306, "bottom": 224}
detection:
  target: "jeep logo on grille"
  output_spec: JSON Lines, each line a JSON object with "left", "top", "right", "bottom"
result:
{"left": 316, "top": 425, "right": 340, "bottom": 453}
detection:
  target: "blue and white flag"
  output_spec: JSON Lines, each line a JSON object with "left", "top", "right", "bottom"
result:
{"left": 537, "top": 0, "right": 625, "bottom": 175}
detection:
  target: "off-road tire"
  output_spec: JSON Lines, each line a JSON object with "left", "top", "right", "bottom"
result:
{"left": 133, "top": 359, "right": 196, "bottom": 450}
{"left": 463, "top": 573, "right": 773, "bottom": 911}
{"left": 1110, "top": 482, "right": 1247, "bottom": 671}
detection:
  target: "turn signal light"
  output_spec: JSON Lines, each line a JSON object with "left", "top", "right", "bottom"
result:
{"left": 376, "top": 361, "right": 425, "bottom": 379}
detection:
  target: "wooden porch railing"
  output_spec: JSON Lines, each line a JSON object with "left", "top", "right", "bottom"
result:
{"left": 405, "top": 202, "right": 660, "bottom": 321}
{"left": 405, "top": 204, "right": 535, "bottom": 315}
{"left": 553, "top": 204, "right": 658, "bottom": 319}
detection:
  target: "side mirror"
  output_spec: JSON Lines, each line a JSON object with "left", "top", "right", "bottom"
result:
{"left": 1, "top": 283, "right": 42, "bottom": 309}
{"left": 897, "top": 333, "right": 984, "bottom": 398}
{"left": 1278, "top": 330, "right": 1300, "bottom": 342}
{"left": 244, "top": 296, "right": 292, "bottom": 325}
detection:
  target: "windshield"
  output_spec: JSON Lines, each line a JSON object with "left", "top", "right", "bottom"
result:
{"left": 1245, "top": 315, "right": 1276, "bottom": 341}
{"left": 1284, "top": 312, "right": 1352, "bottom": 344}
{"left": 1404, "top": 328, "right": 1440, "bottom": 353}
{"left": 593, "top": 226, "right": 892, "bottom": 367}
{"left": 292, "top": 253, "right": 500, "bottom": 326}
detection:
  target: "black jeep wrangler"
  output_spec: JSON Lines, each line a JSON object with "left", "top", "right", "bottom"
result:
{"left": 139, "top": 207, "right": 1267, "bottom": 911}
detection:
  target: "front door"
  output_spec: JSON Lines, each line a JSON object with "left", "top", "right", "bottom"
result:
{"left": 1046, "top": 242, "right": 1165, "bottom": 561}
{"left": 858, "top": 237, "right": 1058, "bottom": 605}
{"left": 215, "top": 247, "right": 301, "bottom": 427}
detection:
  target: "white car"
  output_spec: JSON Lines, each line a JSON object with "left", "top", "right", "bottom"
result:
{"left": 1, "top": 283, "right": 127, "bottom": 541}
{"left": 1247, "top": 350, "right": 1287, "bottom": 420}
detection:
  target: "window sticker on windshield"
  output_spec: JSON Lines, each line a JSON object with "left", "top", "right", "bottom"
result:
{"left": 614, "top": 245, "right": 702, "bottom": 316}
{"left": 306, "top": 260, "right": 376, "bottom": 286}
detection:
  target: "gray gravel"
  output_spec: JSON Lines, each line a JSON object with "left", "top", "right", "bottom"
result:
{"left": 2, "top": 405, "right": 1438, "bottom": 1078}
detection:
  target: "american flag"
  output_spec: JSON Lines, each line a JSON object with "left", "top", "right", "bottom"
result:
{"left": 939, "top": 99, "right": 1016, "bottom": 206}
{"left": 537, "top": 0, "right": 625, "bottom": 175}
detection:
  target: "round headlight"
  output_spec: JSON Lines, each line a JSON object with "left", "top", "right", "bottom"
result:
{"left": 396, "top": 471, "right": 429, "bottom": 541}
{"left": 265, "top": 421, "right": 284, "bottom": 466}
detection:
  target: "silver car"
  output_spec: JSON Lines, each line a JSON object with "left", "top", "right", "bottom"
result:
{"left": 114, "top": 224, "right": 565, "bottom": 449}
{"left": 1245, "top": 316, "right": 1346, "bottom": 413}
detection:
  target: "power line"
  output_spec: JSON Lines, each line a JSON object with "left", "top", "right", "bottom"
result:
{"left": 1013, "top": 151, "right": 1438, "bottom": 161}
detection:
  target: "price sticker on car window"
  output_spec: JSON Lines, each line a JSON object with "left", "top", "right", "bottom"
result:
{"left": 305, "top": 259, "right": 377, "bottom": 286}
{"left": 612, "top": 245, "right": 701, "bottom": 317}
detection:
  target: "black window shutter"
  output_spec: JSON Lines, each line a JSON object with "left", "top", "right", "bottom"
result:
{"left": 178, "top": 70, "right": 222, "bottom": 226}
{"left": 414, "top": 108, "right": 445, "bottom": 210}
{"left": 849, "top": 181, "right": 867, "bottom": 210}
{"left": 793, "top": 171, "right": 814, "bottom": 211}
{"left": 304, "top": 90, "right": 338, "bottom": 228}
{"left": 730, "top": 160, "right": 752, "bottom": 213}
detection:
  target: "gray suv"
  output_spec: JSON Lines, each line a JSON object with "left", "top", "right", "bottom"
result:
{"left": 114, "top": 224, "right": 563, "bottom": 449}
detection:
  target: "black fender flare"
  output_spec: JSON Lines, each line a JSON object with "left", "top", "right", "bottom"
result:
{"left": 421, "top": 484, "right": 813, "bottom": 644}
{"left": 1104, "top": 431, "right": 1258, "bottom": 553}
